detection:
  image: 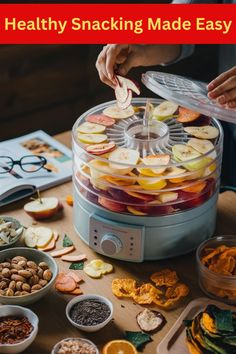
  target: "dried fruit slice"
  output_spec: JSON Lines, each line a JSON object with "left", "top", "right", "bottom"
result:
{"left": 138, "top": 177, "right": 167, "bottom": 190}
{"left": 35, "top": 226, "right": 54, "bottom": 248}
{"left": 102, "top": 340, "right": 138, "bottom": 354}
{"left": 77, "top": 133, "right": 107, "bottom": 144}
{"left": 117, "top": 89, "right": 132, "bottom": 110}
{"left": 50, "top": 245, "right": 75, "bottom": 258}
{"left": 109, "top": 148, "right": 140, "bottom": 169}
{"left": 136, "top": 308, "right": 166, "bottom": 332}
{"left": 39, "top": 237, "right": 56, "bottom": 251}
{"left": 24, "top": 227, "right": 38, "bottom": 248}
{"left": 84, "top": 259, "right": 113, "bottom": 278}
{"left": 184, "top": 126, "right": 219, "bottom": 139}
{"left": 116, "top": 75, "right": 140, "bottom": 95}
{"left": 55, "top": 274, "right": 77, "bottom": 293}
{"left": 132, "top": 283, "right": 161, "bottom": 304}
{"left": 86, "top": 114, "right": 115, "bottom": 127}
{"left": 61, "top": 254, "right": 87, "bottom": 262}
{"left": 187, "top": 138, "right": 214, "bottom": 154}
{"left": 182, "top": 181, "right": 207, "bottom": 193}
{"left": 172, "top": 144, "right": 201, "bottom": 162}
{"left": 140, "top": 154, "right": 170, "bottom": 175}
{"left": 112, "top": 278, "right": 137, "bottom": 298}
{"left": 98, "top": 197, "right": 126, "bottom": 212}
{"left": 164, "top": 166, "right": 187, "bottom": 183}
{"left": 115, "top": 77, "right": 128, "bottom": 103}
{"left": 177, "top": 107, "right": 200, "bottom": 123}
{"left": 158, "top": 192, "right": 178, "bottom": 203}
{"left": 67, "top": 272, "right": 83, "bottom": 283}
{"left": 77, "top": 122, "right": 106, "bottom": 134}
{"left": 103, "top": 104, "right": 134, "bottom": 119}
{"left": 153, "top": 101, "right": 178, "bottom": 121}
{"left": 127, "top": 206, "right": 148, "bottom": 215}
{"left": 104, "top": 175, "right": 136, "bottom": 186}
{"left": 150, "top": 269, "right": 179, "bottom": 287}
{"left": 69, "top": 288, "right": 83, "bottom": 295}
{"left": 86, "top": 142, "right": 116, "bottom": 155}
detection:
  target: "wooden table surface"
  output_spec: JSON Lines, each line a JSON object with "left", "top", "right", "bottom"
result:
{"left": 1, "top": 131, "right": 236, "bottom": 354}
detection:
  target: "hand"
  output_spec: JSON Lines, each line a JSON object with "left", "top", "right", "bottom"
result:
{"left": 208, "top": 66, "right": 236, "bottom": 108}
{"left": 96, "top": 44, "right": 180, "bottom": 88}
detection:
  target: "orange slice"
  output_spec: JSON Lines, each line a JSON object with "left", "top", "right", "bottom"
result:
{"left": 102, "top": 340, "right": 138, "bottom": 354}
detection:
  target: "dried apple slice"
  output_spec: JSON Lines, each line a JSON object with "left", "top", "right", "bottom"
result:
{"left": 35, "top": 226, "right": 54, "bottom": 248}
{"left": 77, "top": 133, "right": 107, "bottom": 144}
{"left": 187, "top": 138, "right": 214, "bottom": 154}
{"left": 61, "top": 254, "right": 87, "bottom": 262}
{"left": 77, "top": 122, "right": 106, "bottom": 134}
{"left": 103, "top": 104, "right": 134, "bottom": 119}
{"left": 84, "top": 259, "right": 113, "bottom": 278}
{"left": 50, "top": 245, "right": 75, "bottom": 258}
{"left": 117, "top": 89, "right": 132, "bottom": 110}
{"left": 138, "top": 177, "right": 167, "bottom": 190}
{"left": 86, "top": 114, "right": 115, "bottom": 127}
{"left": 184, "top": 126, "right": 219, "bottom": 139}
{"left": 153, "top": 101, "right": 178, "bottom": 121}
{"left": 24, "top": 227, "right": 38, "bottom": 248}
{"left": 158, "top": 192, "right": 178, "bottom": 203}
{"left": 98, "top": 196, "right": 126, "bottom": 212}
{"left": 115, "top": 77, "right": 128, "bottom": 103}
{"left": 177, "top": 107, "right": 200, "bottom": 123}
{"left": 109, "top": 148, "right": 140, "bottom": 169}
{"left": 141, "top": 154, "right": 170, "bottom": 175}
{"left": 172, "top": 144, "right": 201, "bottom": 162}
{"left": 86, "top": 142, "right": 116, "bottom": 155}
{"left": 127, "top": 206, "right": 148, "bottom": 215}
{"left": 116, "top": 75, "right": 140, "bottom": 95}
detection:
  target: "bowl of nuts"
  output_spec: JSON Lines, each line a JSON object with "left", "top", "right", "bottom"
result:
{"left": 0, "top": 216, "right": 24, "bottom": 250}
{"left": 0, "top": 247, "right": 58, "bottom": 305}
{"left": 51, "top": 338, "right": 99, "bottom": 354}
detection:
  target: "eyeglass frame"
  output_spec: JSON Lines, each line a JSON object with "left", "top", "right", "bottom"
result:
{"left": 0, "top": 155, "right": 51, "bottom": 174}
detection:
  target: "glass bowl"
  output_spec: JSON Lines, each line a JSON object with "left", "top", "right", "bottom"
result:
{"left": 196, "top": 235, "right": 236, "bottom": 304}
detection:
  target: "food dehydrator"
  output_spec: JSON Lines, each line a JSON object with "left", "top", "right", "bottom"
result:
{"left": 71, "top": 71, "right": 236, "bottom": 262}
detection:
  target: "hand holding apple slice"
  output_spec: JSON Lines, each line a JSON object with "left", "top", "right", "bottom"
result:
{"left": 24, "top": 197, "right": 61, "bottom": 220}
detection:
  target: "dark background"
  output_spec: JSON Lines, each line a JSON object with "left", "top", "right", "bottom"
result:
{"left": 0, "top": 44, "right": 218, "bottom": 141}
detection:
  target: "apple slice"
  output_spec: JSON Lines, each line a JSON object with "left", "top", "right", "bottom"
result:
{"left": 177, "top": 107, "right": 200, "bottom": 123}
{"left": 103, "top": 104, "right": 134, "bottom": 119}
{"left": 109, "top": 148, "right": 140, "bottom": 171}
{"left": 86, "top": 142, "right": 116, "bottom": 155}
{"left": 77, "top": 133, "right": 107, "bottom": 144}
{"left": 24, "top": 227, "right": 38, "bottom": 248}
{"left": 77, "top": 122, "right": 106, "bottom": 134}
{"left": 187, "top": 138, "right": 214, "bottom": 154}
{"left": 164, "top": 166, "right": 187, "bottom": 183}
{"left": 39, "top": 237, "right": 56, "bottom": 252}
{"left": 141, "top": 154, "right": 170, "bottom": 174}
{"left": 138, "top": 177, "right": 167, "bottom": 190}
{"left": 86, "top": 114, "right": 115, "bottom": 127}
{"left": 61, "top": 254, "right": 87, "bottom": 262}
{"left": 117, "top": 89, "right": 132, "bottom": 110}
{"left": 115, "top": 77, "right": 128, "bottom": 103}
{"left": 184, "top": 126, "right": 219, "bottom": 139}
{"left": 182, "top": 181, "right": 207, "bottom": 193}
{"left": 24, "top": 197, "right": 60, "bottom": 220}
{"left": 158, "top": 192, "right": 178, "bottom": 203}
{"left": 127, "top": 206, "right": 148, "bottom": 215}
{"left": 35, "top": 226, "right": 53, "bottom": 248}
{"left": 153, "top": 101, "right": 178, "bottom": 121}
{"left": 172, "top": 144, "right": 201, "bottom": 162}
{"left": 125, "top": 191, "right": 155, "bottom": 202}
{"left": 98, "top": 196, "right": 126, "bottom": 212}
{"left": 116, "top": 75, "right": 140, "bottom": 95}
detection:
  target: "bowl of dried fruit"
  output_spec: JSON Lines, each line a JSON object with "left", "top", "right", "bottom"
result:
{"left": 197, "top": 235, "right": 236, "bottom": 304}
{"left": 0, "top": 304, "right": 39, "bottom": 354}
{"left": 0, "top": 216, "right": 24, "bottom": 250}
{"left": 51, "top": 337, "right": 99, "bottom": 354}
{"left": 66, "top": 294, "right": 113, "bottom": 332}
{"left": 0, "top": 247, "right": 58, "bottom": 305}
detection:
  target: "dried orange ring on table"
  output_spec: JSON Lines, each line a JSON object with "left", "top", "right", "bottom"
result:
{"left": 102, "top": 340, "right": 138, "bottom": 354}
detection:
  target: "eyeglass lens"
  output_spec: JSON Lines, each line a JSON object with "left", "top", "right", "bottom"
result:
{"left": 20, "top": 156, "right": 45, "bottom": 172}
{"left": 0, "top": 157, "right": 13, "bottom": 174}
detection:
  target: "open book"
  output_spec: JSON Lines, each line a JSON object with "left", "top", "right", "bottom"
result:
{"left": 0, "top": 130, "right": 72, "bottom": 207}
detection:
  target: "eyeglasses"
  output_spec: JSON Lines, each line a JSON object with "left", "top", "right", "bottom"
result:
{"left": 0, "top": 155, "right": 51, "bottom": 174}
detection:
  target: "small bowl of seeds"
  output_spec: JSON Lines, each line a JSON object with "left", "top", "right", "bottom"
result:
{"left": 0, "top": 216, "right": 24, "bottom": 250}
{"left": 66, "top": 294, "right": 113, "bottom": 332}
{"left": 51, "top": 337, "right": 99, "bottom": 354}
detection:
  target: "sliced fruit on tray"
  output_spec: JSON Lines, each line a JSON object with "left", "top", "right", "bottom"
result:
{"left": 50, "top": 245, "right": 75, "bottom": 258}
{"left": 103, "top": 104, "right": 134, "bottom": 119}
{"left": 172, "top": 144, "right": 201, "bottom": 162}
{"left": 104, "top": 174, "right": 136, "bottom": 186}
{"left": 86, "top": 114, "right": 115, "bottom": 127}
{"left": 24, "top": 226, "right": 54, "bottom": 248}
{"left": 89, "top": 159, "right": 111, "bottom": 179}
{"left": 86, "top": 142, "right": 116, "bottom": 155}
{"left": 187, "top": 137, "right": 215, "bottom": 154}
{"left": 109, "top": 148, "right": 140, "bottom": 168}
{"left": 164, "top": 166, "right": 187, "bottom": 183}
{"left": 125, "top": 191, "right": 155, "bottom": 202}
{"left": 158, "top": 192, "right": 178, "bottom": 203}
{"left": 182, "top": 180, "right": 207, "bottom": 193}
{"left": 98, "top": 196, "right": 127, "bottom": 212}
{"left": 184, "top": 125, "right": 219, "bottom": 139}
{"left": 77, "top": 121, "right": 106, "bottom": 134}
{"left": 77, "top": 133, "right": 107, "bottom": 144}
{"left": 152, "top": 101, "right": 178, "bottom": 121}
{"left": 138, "top": 177, "right": 167, "bottom": 190}
{"left": 177, "top": 107, "right": 201, "bottom": 123}
{"left": 84, "top": 259, "right": 113, "bottom": 279}
{"left": 127, "top": 206, "right": 148, "bottom": 215}
{"left": 24, "top": 197, "right": 61, "bottom": 220}
{"left": 116, "top": 75, "right": 140, "bottom": 95}
{"left": 117, "top": 89, "right": 133, "bottom": 110}
{"left": 140, "top": 154, "right": 170, "bottom": 175}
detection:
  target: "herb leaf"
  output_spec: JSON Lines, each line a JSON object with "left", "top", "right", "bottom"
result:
{"left": 63, "top": 234, "right": 73, "bottom": 247}
{"left": 69, "top": 262, "right": 84, "bottom": 270}
{"left": 124, "top": 331, "right": 152, "bottom": 349}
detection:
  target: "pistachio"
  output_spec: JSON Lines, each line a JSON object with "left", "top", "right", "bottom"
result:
{"left": 11, "top": 274, "right": 26, "bottom": 282}
{"left": 12, "top": 256, "right": 27, "bottom": 264}
{"left": 9, "top": 280, "right": 16, "bottom": 291}
{"left": 5, "top": 288, "right": 14, "bottom": 296}
{"left": 39, "top": 279, "right": 48, "bottom": 287}
{"left": 31, "top": 284, "right": 42, "bottom": 291}
{"left": 37, "top": 268, "right": 44, "bottom": 279}
{"left": 1, "top": 262, "right": 11, "bottom": 268}
{"left": 39, "top": 262, "right": 49, "bottom": 270}
{"left": 22, "top": 283, "right": 31, "bottom": 292}
{"left": 16, "top": 281, "right": 23, "bottom": 291}
{"left": 18, "top": 270, "right": 32, "bottom": 278}
{"left": 14, "top": 291, "right": 21, "bottom": 296}
{"left": 2, "top": 268, "right": 11, "bottom": 278}
{"left": 0, "top": 289, "right": 5, "bottom": 295}
{"left": 29, "top": 275, "right": 39, "bottom": 286}
{"left": 43, "top": 269, "right": 52, "bottom": 282}
{"left": 10, "top": 269, "right": 18, "bottom": 274}
{"left": 27, "top": 261, "right": 38, "bottom": 270}
{"left": 21, "top": 291, "right": 30, "bottom": 296}
{"left": 18, "top": 260, "right": 27, "bottom": 268}
{"left": 0, "top": 281, "right": 7, "bottom": 290}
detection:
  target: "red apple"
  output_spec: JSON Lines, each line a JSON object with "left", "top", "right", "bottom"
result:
{"left": 24, "top": 197, "right": 61, "bottom": 220}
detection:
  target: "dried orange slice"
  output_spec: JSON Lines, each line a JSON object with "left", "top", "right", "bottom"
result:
{"left": 112, "top": 279, "right": 137, "bottom": 298}
{"left": 150, "top": 269, "right": 179, "bottom": 287}
{"left": 102, "top": 340, "right": 138, "bottom": 354}
{"left": 132, "top": 283, "right": 161, "bottom": 305}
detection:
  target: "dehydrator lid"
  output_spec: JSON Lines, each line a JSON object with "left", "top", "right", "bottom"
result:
{"left": 142, "top": 71, "right": 236, "bottom": 124}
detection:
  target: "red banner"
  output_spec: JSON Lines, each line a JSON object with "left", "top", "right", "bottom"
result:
{"left": 0, "top": 4, "right": 235, "bottom": 44}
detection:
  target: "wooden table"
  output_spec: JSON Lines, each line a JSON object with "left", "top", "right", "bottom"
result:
{"left": 1, "top": 131, "right": 236, "bottom": 354}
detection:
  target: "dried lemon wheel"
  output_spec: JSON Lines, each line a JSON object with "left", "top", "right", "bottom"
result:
{"left": 102, "top": 340, "right": 138, "bottom": 354}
